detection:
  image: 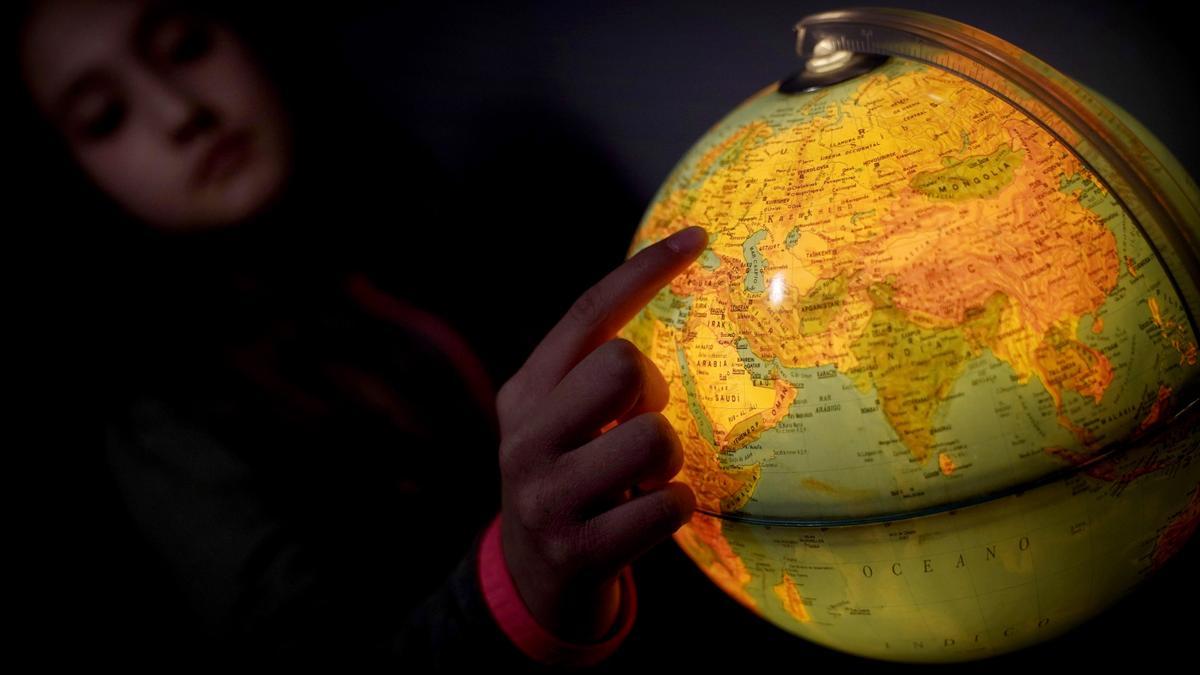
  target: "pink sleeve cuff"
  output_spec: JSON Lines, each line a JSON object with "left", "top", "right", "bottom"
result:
{"left": 476, "top": 512, "right": 637, "bottom": 667}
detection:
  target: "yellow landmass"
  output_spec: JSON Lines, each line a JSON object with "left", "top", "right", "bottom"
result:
{"left": 719, "top": 464, "right": 762, "bottom": 513}
{"left": 646, "top": 322, "right": 758, "bottom": 609}
{"left": 939, "top": 452, "right": 957, "bottom": 476}
{"left": 796, "top": 273, "right": 850, "bottom": 336}
{"left": 1033, "top": 320, "right": 1113, "bottom": 408}
{"left": 1012, "top": 317, "right": 1115, "bottom": 447}
{"left": 695, "top": 120, "right": 774, "bottom": 179}
{"left": 623, "top": 305, "right": 656, "bottom": 356}
{"left": 630, "top": 60, "right": 1123, "bottom": 465}
{"left": 678, "top": 295, "right": 798, "bottom": 452}
{"left": 1134, "top": 384, "right": 1173, "bottom": 436}
{"left": 669, "top": 438, "right": 757, "bottom": 609}
{"left": 800, "top": 477, "right": 842, "bottom": 494}
{"left": 1148, "top": 296, "right": 1200, "bottom": 366}
{"left": 910, "top": 142, "right": 1023, "bottom": 200}
{"left": 1125, "top": 255, "right": 1140, "bottom": 278}
{"left": 773, "top": 571, "right": 812, "bottom": 624}
{"left": 674, "top": 517, "right": 757, "bottom": 612}
{"left": 1152, "top": 485, "right": 1200, "bottom": 572}
{"left": 848, "top": 288, "right": 1006, "bottom": 462}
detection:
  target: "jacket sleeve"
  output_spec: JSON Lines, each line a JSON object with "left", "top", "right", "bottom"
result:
{"left": 102, "top": 396, "right": 637, "bottom": 670}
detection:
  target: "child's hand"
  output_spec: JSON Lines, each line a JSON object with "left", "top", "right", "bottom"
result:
{"left": 495, "top": 225, "right": 708, "bottom": 643}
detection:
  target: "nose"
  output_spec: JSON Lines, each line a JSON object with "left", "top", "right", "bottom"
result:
{"left": 129, "top": 65, "right": 218, "bottom": 145}
{"left": 172, "top": 104, "right": 217, "bottom": 145}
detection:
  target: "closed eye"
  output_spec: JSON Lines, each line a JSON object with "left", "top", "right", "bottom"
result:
{"left": 80, "top": 101, "right": 127, "bottom": 140}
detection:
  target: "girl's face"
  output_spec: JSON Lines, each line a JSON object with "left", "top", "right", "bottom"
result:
{"left": 20, "top": 0, "right": 293, "bottom": 232}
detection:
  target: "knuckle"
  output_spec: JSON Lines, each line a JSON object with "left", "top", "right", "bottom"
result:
{"left": 495, "top": 377, "right": 524, "bottom": 424}
{"left": 680, "top": 484, "right": 697, "bottom": 516}
{"left": 514, "top": 482, "right": 552, "bottom": 531}
{"left": 568, "top": 286, "right": 607, "bottom": 330}
{"left": 543, "top": 534, "right": 579, "bottom": 571}
{"left": 500, "top": 438, "right": 551, "bottom": 501}
{"left": 600, "top": 338, "right": 644, "bottom": 392}
{"left": 496, "top": 379, "right": 515, "bottom": 411}
{"left": 570, "top": 521, "right": 603, "bottom": 576}
{"left": 497, "top": 431, "right": 528, "bottom": 477}
{"left": 663, "top": 431, "right": 685, "bottom": 476}
{"left": 605, "top": 335, "right": 641, "bottom": 359}
{"left": 616, "top": 412, "right": 677, "bottom": 472}
{"left": 516, "top": 472, "right": 579, "bottom": 535}
{"left": 655, "top": 485, "right": 687, "bottom": 527}
{"left": 498, "top": 442, "right": 521, "bottom": 484}
{"left": 632, "top": 411, "right": 675, "bottom": 452}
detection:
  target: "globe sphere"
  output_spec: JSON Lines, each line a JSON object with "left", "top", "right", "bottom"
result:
{"left": 617, "top": 8, "right": 1200, "bottom": 663}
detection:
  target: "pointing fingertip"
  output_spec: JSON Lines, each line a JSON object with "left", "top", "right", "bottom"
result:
{"left": 665, "top": 226, "right": 708, "bottom": 255}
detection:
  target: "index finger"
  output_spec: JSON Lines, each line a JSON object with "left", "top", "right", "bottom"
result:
{"left": 513, "top": 225, "right": 708, "bottom": 403}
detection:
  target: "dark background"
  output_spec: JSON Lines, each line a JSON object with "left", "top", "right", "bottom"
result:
{"left": 29, "top": 0, "right": 1197, "bottom": 670}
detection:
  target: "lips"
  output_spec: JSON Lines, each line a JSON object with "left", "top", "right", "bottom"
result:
{"left": 194, "top": 129, "right": 253, "bottom": 187}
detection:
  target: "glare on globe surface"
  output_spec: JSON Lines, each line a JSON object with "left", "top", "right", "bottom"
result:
{"left": 616, "top": 8, "right": 1200, "bottom": 663}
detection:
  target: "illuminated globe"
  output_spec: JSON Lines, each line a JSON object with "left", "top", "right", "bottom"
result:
{"left": 616, "top": 8, "right": 1200, "bottom": 663}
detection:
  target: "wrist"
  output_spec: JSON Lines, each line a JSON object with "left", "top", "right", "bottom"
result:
{"left": 476, "top": 512, "right": 637, "bottom": 666}
{"left": 502, "top": 518, "right": 623, "bottom": 643}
